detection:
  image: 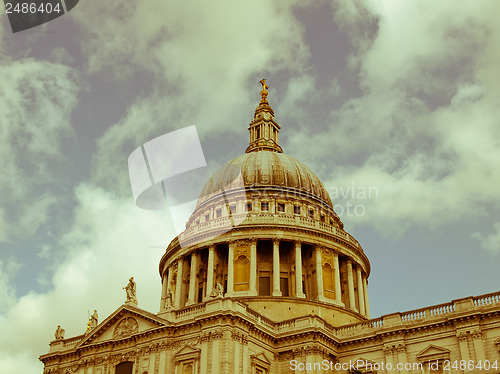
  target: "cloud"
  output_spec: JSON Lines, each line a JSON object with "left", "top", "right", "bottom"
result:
{"left": 0, "top": 184, "right": 174, "bottom": 374}
{"left": 282, "top": 0, "right": 500, "bottom": 241}
{"left": 473, "top": 222, "right": 500, "bottom": 253}
{"left": 0, "top": 58, "right": 79, "bottom": 241}
{"left": 69, "top": 0, "right": 314, "bottom": 195}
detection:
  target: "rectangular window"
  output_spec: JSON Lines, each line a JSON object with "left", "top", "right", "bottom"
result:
{"left": 259, "top": 277, "right": 271, "bottom": 296}
{"left": 308, "top": 209, "right": 314, "bottom": 218}
{"left": 216, "top": 209, "right": 222, "bottom": 218}
{"left": 321, "top": 214, "right": 325, "bottom": 222}
{"left": 247, "top": 202, "right": 252, "bottom": 212}
{"left": 277, "top": 203, "right": 285, "bottom": 212}
{"left": 294, "top": 205, "right": 301, "bottom": 215}
{"left": 229, "top": 205, "right": 236, "bottom": 215}
{"left": 205, "top": 213, "right": 210, "bottom": 221}
{"left": 280, "top": 278, "right": 289, "bottom": 296}
{"left": 261, "top": 202, "right": 269, "bottom": 211}
{"left": 197, "top": 287, "right": 204, "bottom": 303}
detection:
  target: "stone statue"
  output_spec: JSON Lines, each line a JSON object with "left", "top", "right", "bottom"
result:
{"left": 123, "top": 277, "right": 137, "bottom": 304}
{"left": 210, "top": 282, "right": 224, "bottom": 298}
{"left": 90, "top": 309, "right": 98, "bottom": 328}
{"left": 55, "top": 325, "right": 65, "bottom": 340}
{"left": 165, "top": 288, "right": 174, "bottom": 310}
{"left": 259, "top": 78, "right": 269, "bottom": 103}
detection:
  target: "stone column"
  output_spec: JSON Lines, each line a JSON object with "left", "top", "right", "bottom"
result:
{"left": 315, "top": 246, "right": 325, "bottom": 301}
{"left": 295, "top": 242, "right": 305, "bottom": 298}
{"left": 200, "top": 335, "right": 209, "bottom": 374}
{"left": 160, "top": 273, "right": 168, "bottom": 310}
{"left": 226, "top": 241, "right": 234, "bottom": 297}
{"left": 212, "top": 338, "right": 220, "bottom": 374}
{"left": 363, "top": 276, "right": 370, "bottom": 318}
{"left": 457, "top": 332, "right": 470, "bottom": 361}
{"left": 333, "top": 251, "right": 342, "bottom": 304}
{"left": 242, "top": 337, "right": 249, "bottom": 374}
{"left": 174, "top": 257, "right": 183, "bottom": 309}
{"left": 472, "top": 329, "right": 486, "bottom": 361}
{"left": 186, "top": 252, "right": 197, "bottom": 305}
{"left": 232, "top": 336, "right": 240, "bottom": 374}
{"left": 272, "top": 239, "right": 282, "bottom": 296}
{"left": 357, "top": 266, "right": 366, "bottom": 316}
{"left": 396, "top": 344, "right": 408, "bottom": 374}
{"left": 383, "top": 346, "right": 394, "bottom": 374}
{"left": 206, "top": 245, "right": 215, "bottom": 300}
{"left": 249, "top": 239, "right": 257, "bottom": 296}
{"left": 347, "top": 260, "right": 356, "bottom": 311}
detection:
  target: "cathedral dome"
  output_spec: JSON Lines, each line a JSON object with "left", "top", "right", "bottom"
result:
{"left": 196, "top": 151, "right": 333, "bottom": 209}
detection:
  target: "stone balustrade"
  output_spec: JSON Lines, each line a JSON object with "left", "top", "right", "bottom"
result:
{"left": 178, "top": 212, "right": 361, "bottom": 251}
{"left": 170, "top": 291, "right": 499, "bottom": 339}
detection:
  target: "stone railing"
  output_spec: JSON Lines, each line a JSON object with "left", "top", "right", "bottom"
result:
{"left": 175, "top": 303, "right": 206, "bottom": 319}
{"left": 178, "top": 213, "right": 361, "bottom": 249}
{"left": 63, "top": 335, "right": 85, "bottom": 347}
{"left": 335, "top": 317, "right": 385, "bottom": 338}
{"left": 473, "top": 291, "right": 500, "bottom": 307}
{"left": 169, "top": 291, "right": 500, "bottom": 340}
{"left": 400, "top": 301, "right": 455, "bottom": 322}
{"left": 336, "top": 292, "right": 500, "bottom": 339}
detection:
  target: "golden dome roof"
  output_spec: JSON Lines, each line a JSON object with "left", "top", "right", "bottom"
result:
{"left": 197, "top": 151, "right": 333, "bottom": 208}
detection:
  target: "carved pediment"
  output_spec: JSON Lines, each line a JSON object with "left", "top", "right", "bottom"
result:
{"left": 174, "top": 345, "right": 201, "bottom": 362}
{"left": 356, "top": 358, "right": 378, "bottom": 369}
{"left": 416, "top": 345, "right": 451, "bottom": 361}
{"left": 250, "top": 352, "right": 271, "bottom": 368}
{"left": 76, "top": 304, "right": 167, "bottom": 347}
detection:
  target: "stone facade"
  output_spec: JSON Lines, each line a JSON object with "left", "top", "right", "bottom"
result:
{"left": 40, "top": 82, "right": 500, "bottom": 374}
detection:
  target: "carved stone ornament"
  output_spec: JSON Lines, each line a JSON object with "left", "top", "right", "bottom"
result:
{"left": 383, "top": 345, "right": 394, "bottom": 354}
{"left": 456, "top": 331, "right": 468, "bottom": 342}
{"left": 113, "top": 317, "right": 139, "bottom": 339}
{"left": 471, "top": 329, "right": 483, "bottom": 340}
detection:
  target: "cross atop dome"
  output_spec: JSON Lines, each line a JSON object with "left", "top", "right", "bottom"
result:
{"left": 246, "top": 79, "right": 282, "bottom": 153}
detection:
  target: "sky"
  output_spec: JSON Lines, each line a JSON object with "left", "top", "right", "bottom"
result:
{"left": 1, "top": 0, "right": 500, "bottom": 372}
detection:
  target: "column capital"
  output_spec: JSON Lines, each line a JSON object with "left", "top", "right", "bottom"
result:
{"left": 272, "top": 238, "right": 280, "bottom": 245}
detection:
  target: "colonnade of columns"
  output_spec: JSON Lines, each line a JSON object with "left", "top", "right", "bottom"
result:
{"left": 161, "top": 239, "right": 370, "bottom": 318}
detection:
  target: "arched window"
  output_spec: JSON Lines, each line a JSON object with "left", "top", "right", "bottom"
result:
{"left": 234, "top": 255, "right": 250, "bottom": 291}
{"left": 323, "top": 263, "right": 335, "bottom": 299}
{"left": 115, "top": 361, "right": 133, "bottom": 374}
{"left": 182, "top": 363, "right": 193, "bottom": 374}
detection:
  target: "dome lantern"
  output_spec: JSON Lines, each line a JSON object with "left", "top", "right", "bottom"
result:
{"left": 246, "top": 79, "right": 283, "bottom": 153}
